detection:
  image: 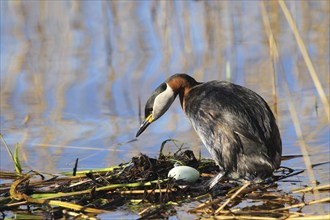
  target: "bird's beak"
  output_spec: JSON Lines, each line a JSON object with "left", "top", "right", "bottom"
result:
{"left": 136, "top": 114, "right": 153, "bottom": 137}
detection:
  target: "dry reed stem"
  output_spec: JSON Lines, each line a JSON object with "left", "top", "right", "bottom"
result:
{"left": 286, "top": 214, "right": 330, "bottom": 220}
{"left": 139, "top": 205, "right": 155, "bottom": 216}
{"left": 203, "top": 214, "right": 330, "bottom": 220}
{"left": 190, "top": 208, "right": 235, "bottom": 214}
{"left": 215, "top": 182, "right": 251, "bottom": 214}
{"left": 188, "top": 195, "right": 224, "bottom": 213}
{"left": 259, "top": 1, "right": 285, "bottom": 118}
{"left": 288, "top": 212, "right": 306, "bottom": 218}
{"left": 0, "top": 171, "right": 21, "bottom": 181}
{"left": 278, "top": 0, "right": 329, "bottom": 121}
{"left": 260, "top": 0, "right": 321, "bottom": 205}
{"left": 201, "top": 173, "right": 216, "bottom": 177}
{"left": 205, "top": 211, "right": 330, "bottom": 220}
{"left": 31, "top": 178, "right": 169, "bottom": 200}
{"left": 9, "top": 176, "right": 107, "bottom": 213}
{"left": 188, "top": 182, "right": 251, "bottom": 213}
{"left": 292, "top": 184, "right": 330, "bottom": 194}
{"left": 211, "top": 216, "right": 278, "bottom": 220}
{"left": 212, "top": 214, "right": 330, "bottom": 220}
{"left": 274, "top": 197, "right": 330, "bottom": 211}
{"left": 285, "top": 90, "right": 320, "bottom": 199}
{"left": 2, "top": 201, "right": 28, "bottom": 208}
{"left": 259, "top": 2, "right": 278, "bottom": 118}
{"left": 108, "top": 188, "right": 177, "bottom": 195}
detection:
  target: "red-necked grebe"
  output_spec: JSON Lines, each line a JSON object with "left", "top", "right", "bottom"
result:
{"left": 136, "top": 74, "right": 282, "bottom": 188}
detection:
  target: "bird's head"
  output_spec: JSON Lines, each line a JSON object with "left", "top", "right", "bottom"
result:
{"left": 136, "top": 82, "right": 176, "bottom": 137}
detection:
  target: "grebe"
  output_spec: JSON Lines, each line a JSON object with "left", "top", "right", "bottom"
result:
{"left": 136, "top": 74, "right": 282, "bottom": 188}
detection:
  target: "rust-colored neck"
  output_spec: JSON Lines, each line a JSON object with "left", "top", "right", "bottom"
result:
{"left": 166, "top": 74, "right": 200, "bottom": 110}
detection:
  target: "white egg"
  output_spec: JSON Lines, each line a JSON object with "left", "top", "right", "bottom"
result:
{"left": 168, "top": 166, "right": 200, "bottom": 183}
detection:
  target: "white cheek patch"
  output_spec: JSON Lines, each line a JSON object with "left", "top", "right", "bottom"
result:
{"left": 153, "top": 83, "right": 175, "bottom": 120}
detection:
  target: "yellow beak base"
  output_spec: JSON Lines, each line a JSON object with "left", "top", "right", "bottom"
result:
{"left": 136, "top": 114, "right": 153, "bottom": 137}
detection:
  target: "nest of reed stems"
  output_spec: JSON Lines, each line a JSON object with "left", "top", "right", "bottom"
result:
{"left": 0, "top": 137, "right": 329, "bottom": 220}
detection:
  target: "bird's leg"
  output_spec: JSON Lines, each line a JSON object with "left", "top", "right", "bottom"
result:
{"left": 188, "top": 172, "right": 232, "bottom": 194}
{"left": 207, "top": 172, "right": 225, "bottom": 189}
{"left": 189, "top": 173, "right": 227, "bottom": 191}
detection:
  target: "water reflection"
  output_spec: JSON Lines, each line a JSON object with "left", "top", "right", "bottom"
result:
{"left": 0, "top": 0, "right": 329, "bottom": 216}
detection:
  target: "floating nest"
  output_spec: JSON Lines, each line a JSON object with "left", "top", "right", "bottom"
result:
{"left": 0, "top": 140, "right": 329, "bottom": 219}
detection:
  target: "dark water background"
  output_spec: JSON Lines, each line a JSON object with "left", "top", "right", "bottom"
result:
{"left": 1, "top": 1, "right": 329, "bottom": 218}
